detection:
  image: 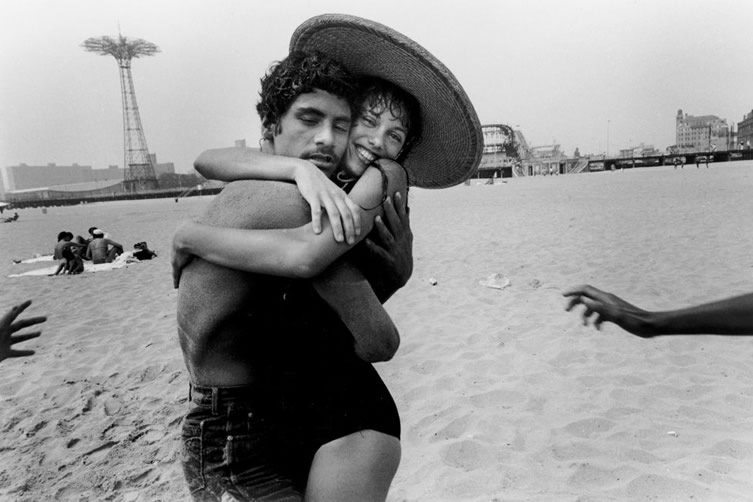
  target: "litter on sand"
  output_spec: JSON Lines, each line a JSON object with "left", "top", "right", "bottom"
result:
{"left": 479, "top": 273, "right": 511, "bottom": 290}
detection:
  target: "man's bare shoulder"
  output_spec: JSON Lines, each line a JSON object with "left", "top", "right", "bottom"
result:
{"left": 203, "top": 180, "right": 311, "bottom": 229}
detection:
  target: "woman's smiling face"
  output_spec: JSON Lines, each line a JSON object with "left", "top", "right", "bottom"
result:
{"left": 342, "top": 97, "right": 409, "bottom": 177}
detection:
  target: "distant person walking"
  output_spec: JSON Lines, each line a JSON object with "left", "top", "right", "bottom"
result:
{"left": 85, "top": 229, "right": 123, "bottom": 264}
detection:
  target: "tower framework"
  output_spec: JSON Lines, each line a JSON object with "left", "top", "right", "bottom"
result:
{"left": 83, "top": 35, "right": 160, "bottom": 192}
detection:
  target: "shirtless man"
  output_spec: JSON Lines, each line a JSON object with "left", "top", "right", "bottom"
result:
{"left": 85, "top": 230, "right": 123, "bottom": 264}
{"left": 177, "top": 51, "right": 408, "bottom": 500}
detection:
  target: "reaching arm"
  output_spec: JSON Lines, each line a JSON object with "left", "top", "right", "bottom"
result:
{"left": 313, "top": 262, "right": 399, "bottom": 362}
{"left": 195, "top": 147, "right": 361, "bottom": 242}
{"left": 173, "top": 160, "right": 408, "bottom": 281}
{"left": 0, "top": 300, "right": 45, "bottom": 363}
{"left": 564, "top": 284, "right": 753, "bottom": 337}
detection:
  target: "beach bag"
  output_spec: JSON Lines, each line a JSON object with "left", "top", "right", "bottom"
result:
{"left": 133, "top": 241, "right": 157, "bottom": 260}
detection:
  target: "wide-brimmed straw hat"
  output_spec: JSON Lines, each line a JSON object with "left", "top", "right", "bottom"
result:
{"left": 290, "top": 14, "right": 483, "bottom": 189}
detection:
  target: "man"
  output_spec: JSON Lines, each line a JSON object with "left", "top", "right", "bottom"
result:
{"left": 177, "top": 50, "right": 409, "bottom": 501}
{"left": 85, "top": 229, "right": 123, "bottom": 264}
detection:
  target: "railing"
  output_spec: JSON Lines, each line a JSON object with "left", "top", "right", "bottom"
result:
{"left": 568, "top": 159, "right": 590, "bottom": 174}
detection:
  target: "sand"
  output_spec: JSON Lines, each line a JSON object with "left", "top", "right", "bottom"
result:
{"left": 1, "top": 162, "right": 753, "bottom": 501}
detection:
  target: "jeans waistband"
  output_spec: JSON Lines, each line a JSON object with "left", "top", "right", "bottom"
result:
{"left": 188, "top": 383, "right": 263, "bottom": 413}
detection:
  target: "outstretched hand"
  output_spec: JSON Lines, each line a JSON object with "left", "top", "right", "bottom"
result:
{"left": 563, "top": 284, "right": 655, "bottom": 337}
{"left": 293, "top": 164, "right": 361, "bottom": 244}
{"left": 0, "top": 300, "right": 46, "bottom": 363}
{"left": 172, "top": 220, "right": 195, "bottom": 289}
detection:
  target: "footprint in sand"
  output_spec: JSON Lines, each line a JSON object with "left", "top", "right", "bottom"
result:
{"left": 625, "top": 473, "right": 710, "bottom": 499}
{"left": 468, "top": 389, "right": 525, "bottom": 409}
{"left": 704, "top": 438, "right": 753, "bottom": 460}
{"left": 431, "top": 416, "right": 472, "bottom": 442}
{"left": 441, "top": 439, "right": 495, "bottom": 471}
{"left": 563, "top": 417, "right": 616, "bottom": 439}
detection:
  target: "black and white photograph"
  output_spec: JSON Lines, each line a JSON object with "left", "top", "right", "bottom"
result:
{"left": 2, "top": 1, "right": 753, "bottom": 500}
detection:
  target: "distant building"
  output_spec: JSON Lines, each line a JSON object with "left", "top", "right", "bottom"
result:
{"left": 675, "top": 109, "right": 730, "bottom": 152}
{"left": 148, "top": 153, "right": 175, "bottom": 178}
{"left": 0, "top": 153, "right": 175, "bottom": 196}
{"left": 478, "top": 124, "right": 519, "bottom": 178}
{"left": 618, "top": 143, "right": 661, "bottom": 158}
{"left": 527, "top": 144, "right": 566, "bottom": 175}
{"left": 736, "top": 110, "right": 753, "bottom": 150}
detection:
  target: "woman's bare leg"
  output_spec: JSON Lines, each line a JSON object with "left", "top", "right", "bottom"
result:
{"left": 305, "top": 430, "right": 400, "bottom": 502}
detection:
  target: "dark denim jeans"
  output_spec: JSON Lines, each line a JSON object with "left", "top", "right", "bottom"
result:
{"left": 181, "top": 384, "right": 302, "bottom": 501}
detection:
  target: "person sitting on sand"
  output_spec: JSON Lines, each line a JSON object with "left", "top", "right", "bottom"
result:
{"left": 64, "top": 235, "right": 87, "bottom": 274}
{"left": 85, "top": 230, "right": 123, "bottom": 264}
{"left": 52, "top": 231, "right": 87, "bottom": 275}
{"left": 53, "top": 231, "right": 70, "bottom": 275}
{"left": 2, "top": 212, "right": 19, "bottom": 223}
{"left": 563, "top": 284, "right": 753, "bottom": 336}
{"left": 0, "top": 300, "right": 46, "bottom": 364}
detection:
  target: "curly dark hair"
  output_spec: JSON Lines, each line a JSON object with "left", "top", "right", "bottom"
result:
{"left": 256, "top": 51, "right": 359, "bottom": 131}
{"left": 356, "top": 77, "right": 422, "bottom": 164}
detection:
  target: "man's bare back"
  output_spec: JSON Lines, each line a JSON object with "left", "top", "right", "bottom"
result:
{"left": 177, "top": 180, "right": 311, "bottom": 386}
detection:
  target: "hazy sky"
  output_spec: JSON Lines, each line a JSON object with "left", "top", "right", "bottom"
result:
{"left": 2, "top": 0, "right": 752, "bottom": 172}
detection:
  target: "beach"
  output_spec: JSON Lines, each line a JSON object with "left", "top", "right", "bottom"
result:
{"left": 1, "top": 162, "right": 753, "bottom": 500}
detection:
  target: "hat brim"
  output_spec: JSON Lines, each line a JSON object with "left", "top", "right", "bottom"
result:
{"left": 290, "top": 14, "right": 483, "bottom": 189}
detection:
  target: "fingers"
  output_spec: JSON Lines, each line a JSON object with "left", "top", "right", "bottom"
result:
{"left": 394, "top": 192, "right": 408, "bottom": 221}
{"left": 564, "top": 295, "right": 583, "bottom": 312}
{"left": 562, "top": 284, "right": 599, "bottom": 298}
{"left": 373, "top": 215, "right": 395, "bottom": 248}
{"left": 381, "top": 195, "right": 401, "bottom": 235}
{"left": 362, "top": 238, "right": 390, "bottom": 262}
{"left": 593, "top": 314, "right": 604, "bottom": 331}
{"left": 581, "top": 307, "right": 594, "bottom": 326}
{"left": 332, "top": 197, "right": 356, "bottom": 245}
{"left": 310, "top": 196, "right": 323, "bottom": 235}
{"left": 10, "top": 332, "right": 41, "bottom": 344}
{"left": 319, "top": 198, "right": 344, "bottom": 243}
{"left": 14, "top": 300, "right": 32, "bottom": 314}
{"left": 9, "top": 349, "right": 35, "bottom": 358}
{"left": 345, "top": 198, "right": 362, "bottom": 238}
{"left": 2, "top": 300, "right": 32, "bottom": 324}
{"left": 172, "top": 254, "right": 191, "bottom": 289}
{"left": 10, "top": 316, "right": 47, "bottom": 333}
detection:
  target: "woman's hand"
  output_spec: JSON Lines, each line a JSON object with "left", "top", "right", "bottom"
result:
{"left": 293, "top": 163, "right": 361, "bottom": 244}
{"left": 172, "top": 221, "right": 196, "bottom": 288}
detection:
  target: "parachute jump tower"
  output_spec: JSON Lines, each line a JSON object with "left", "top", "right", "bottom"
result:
{"left": 82, "top": 34, "right": 160, "bottom": 192}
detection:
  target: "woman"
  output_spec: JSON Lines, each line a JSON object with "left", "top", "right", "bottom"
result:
{"left": 174, "top": 76, "right": 416, "bottom": 501}
{"left": 175, "top": 14, "right": 483, "bottom": 501}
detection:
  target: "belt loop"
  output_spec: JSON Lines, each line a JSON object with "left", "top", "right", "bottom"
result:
{"left": 212, "top": 387, "right": 219, "bottom": 414}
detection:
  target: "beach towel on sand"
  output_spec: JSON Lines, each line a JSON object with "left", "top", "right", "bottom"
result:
{"left": 9, "top": 252, "right": 143, "bottom": 277}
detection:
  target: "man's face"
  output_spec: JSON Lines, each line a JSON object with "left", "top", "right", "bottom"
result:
{"left": 271, "top": 89, "right": 351, "bottom": 177}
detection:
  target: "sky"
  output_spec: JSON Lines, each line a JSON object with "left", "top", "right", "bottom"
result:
{"left": 2, "top": 0, "right": 752, "bottom": 173}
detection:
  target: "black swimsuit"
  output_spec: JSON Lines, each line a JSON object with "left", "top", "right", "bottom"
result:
{"left": 255, "top": 170, "right": 400, "bottom": 488}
